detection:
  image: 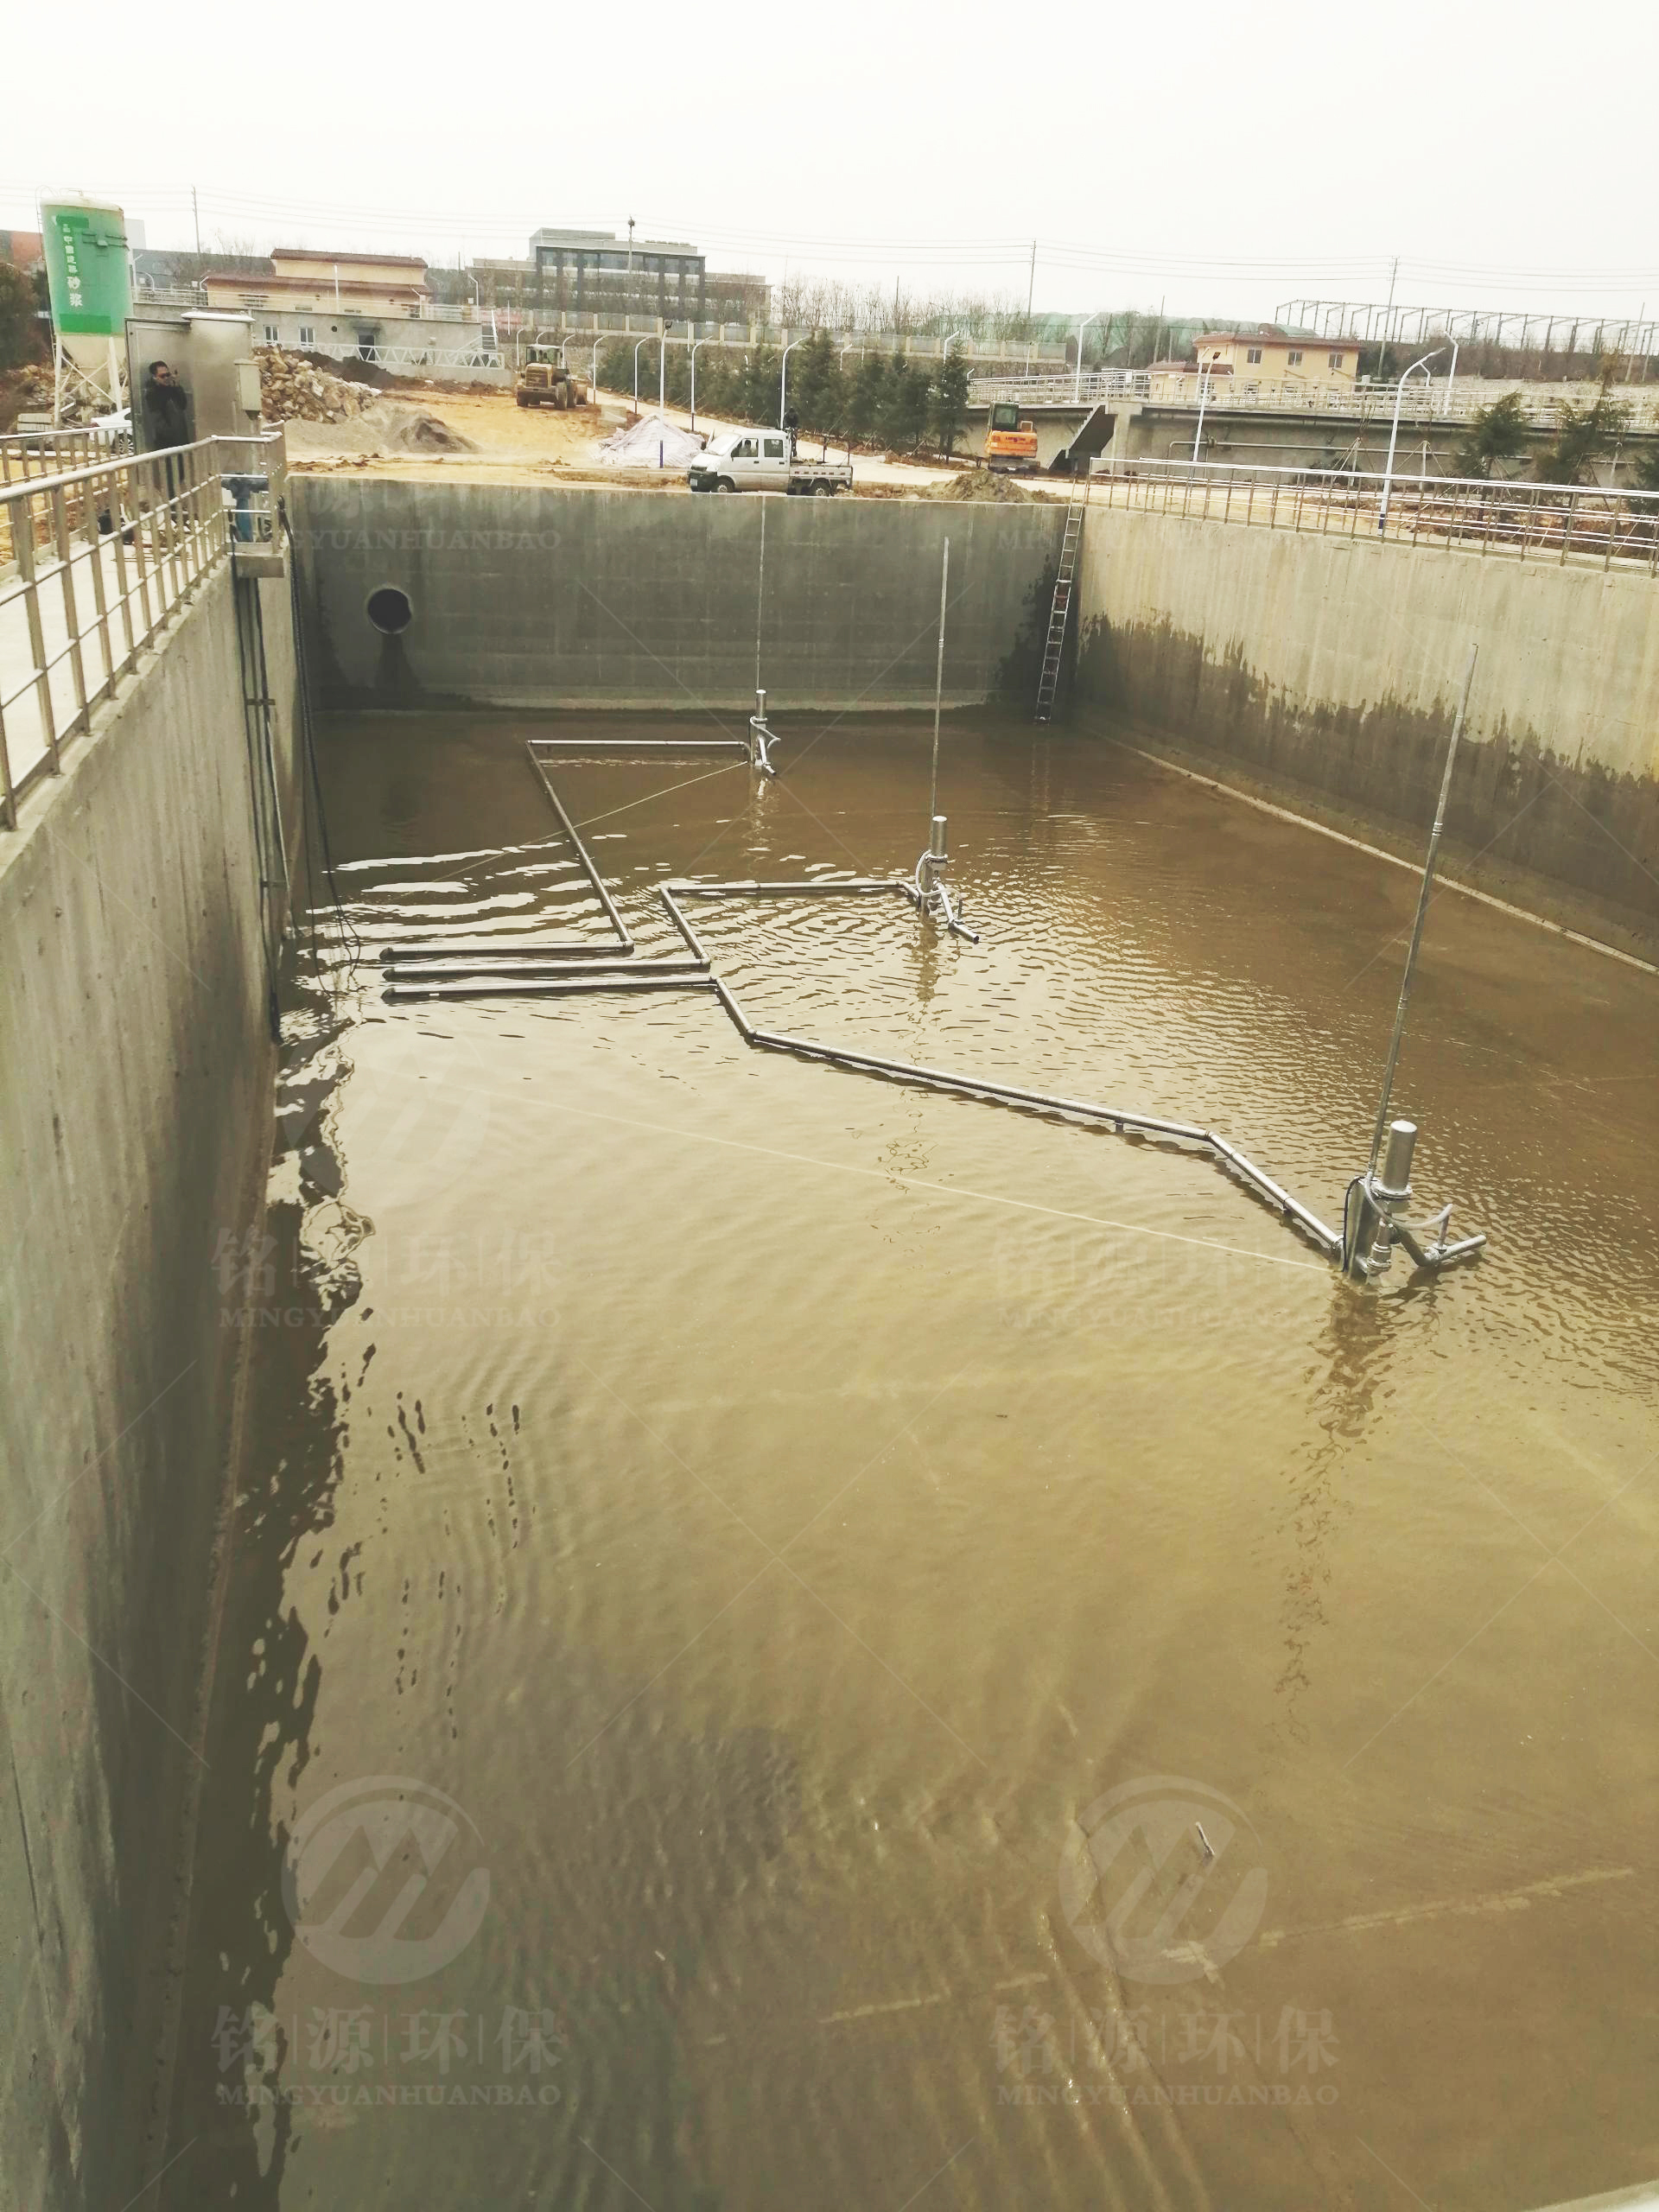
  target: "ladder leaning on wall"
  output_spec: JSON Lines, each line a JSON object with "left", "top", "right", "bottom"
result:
{"left": 1033, "top": 493, "right": 1087, "bottom": 723}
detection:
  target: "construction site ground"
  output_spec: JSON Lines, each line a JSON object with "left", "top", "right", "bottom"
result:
{"left": 283, "top": 381, "right": 1078, "bottom": 500}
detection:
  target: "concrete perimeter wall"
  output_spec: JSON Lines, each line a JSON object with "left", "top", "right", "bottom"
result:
{"left": 1075, "top": 507, "right": 1659, "bottom": 949}
{"left": 289, "top": 480, "right": 1066, "bottom": 711}
{"left": 0, "top": 562, "right": 299, "bottom": 2208}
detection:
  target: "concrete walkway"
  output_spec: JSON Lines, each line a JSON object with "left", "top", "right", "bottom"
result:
{"left": 1, "top": 521, "right": 198, "bottom": 803}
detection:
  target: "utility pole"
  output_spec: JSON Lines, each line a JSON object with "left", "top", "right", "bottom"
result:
{"left": 1379, "top": 254, "right": 1398, "bottom": 378}
{"left": 192, "top": 183, "right": 200, "bottom": 257}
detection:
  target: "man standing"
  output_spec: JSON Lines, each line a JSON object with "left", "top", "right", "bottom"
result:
{"left": 142, "top": 359, "right": 190, "bottom": 499}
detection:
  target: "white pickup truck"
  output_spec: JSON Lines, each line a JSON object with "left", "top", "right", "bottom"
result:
{"left": 687, "top": 429, "right": 853, "bottom": 496}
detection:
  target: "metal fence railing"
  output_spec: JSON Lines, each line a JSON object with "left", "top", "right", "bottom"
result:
{"left": 969, "top": 370, "right": 1659, "bottom": 430}
{"left": 1, "top": 427, "right": 120, "bottom": 486}
{"left": 0, "top": 430, "right": 286, "bottom": 828}
{"left": 1089, "top": 456, "right": 1659, "bottom": 573}
{"left": 284, "top": 334, "right": 506, "bottom": 374}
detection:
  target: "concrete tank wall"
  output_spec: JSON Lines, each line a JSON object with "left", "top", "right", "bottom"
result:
{"left": 289, "top": 480, "right": 1066, "bottom": 711}
{"left": 1074, "top": 505, "right": 1659, "bottom": 950}
{"left": 0, "top": 561, "right": 300, "bottom": 2209}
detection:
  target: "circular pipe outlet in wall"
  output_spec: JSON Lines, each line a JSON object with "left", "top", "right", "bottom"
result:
{"left": 366, "top": 585, "right": 413, "bottom": 635}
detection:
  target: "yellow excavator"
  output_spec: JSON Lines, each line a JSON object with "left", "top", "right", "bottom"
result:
{"left": 984, "top": 400, "right": 1039, "bottom": 474}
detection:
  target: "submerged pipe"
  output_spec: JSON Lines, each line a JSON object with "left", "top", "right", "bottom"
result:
{"left": 657, "top": 880, "right": 1342, "bottom": 1256}
{"left": 386, "top": 973, "right": 715, "bottom": 1002}
{"left": 529, "top": 738, "right": 747, "bottom": 754}
{"left": 743, "top": 1025, "right": 1338, "bottom": 1254}
{"left": 382, "top": 957, "right": 708, "bottom": 984}
{"left": 524, "top": 744, "right": 634, "bottom": 950}
{"left": 671, "top": 879, "right": 905, "bottom": 897}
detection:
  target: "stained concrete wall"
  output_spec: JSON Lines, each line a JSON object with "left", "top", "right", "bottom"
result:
{"left": 0, "top": 561, "right": 299, "bottom": 2209}
{"left": 1074, "top": 505, "right": 1659, "bottom": 949}
{"left": 289, "top": 480, "right": 1066, "bottom": 711}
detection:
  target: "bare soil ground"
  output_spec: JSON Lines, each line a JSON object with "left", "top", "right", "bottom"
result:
{"left": 283, "top": 383, "right": 1078, "bottom": 500}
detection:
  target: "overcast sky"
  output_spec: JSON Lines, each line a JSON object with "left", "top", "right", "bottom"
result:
{"left": 5, "top": 0, "right": 1656, "bottom": 327}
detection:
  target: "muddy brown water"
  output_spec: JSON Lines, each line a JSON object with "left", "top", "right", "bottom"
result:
{"left": 162, "top": 711, "right": 1659, "bottom": 2211}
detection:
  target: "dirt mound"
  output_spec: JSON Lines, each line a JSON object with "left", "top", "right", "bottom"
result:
{"left": 929, "top": 467, "right": 1042, "bottom": 503}
{"left": 279, "top": 397, "right": 479, "bottom": 460}
{"left": 387, "top": 409, "right": 476, "bottom": 453}
{"left": 295, "top": 348, "right": 397, "bottom": 391}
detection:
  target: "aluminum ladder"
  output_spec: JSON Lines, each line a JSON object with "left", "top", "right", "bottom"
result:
{"left": 1033, "top": 497, "right": 1086, "bottom": 722}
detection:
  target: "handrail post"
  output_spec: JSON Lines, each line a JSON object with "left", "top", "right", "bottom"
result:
{"left": 15, "top": 491, "right": 60, "bottom": 772}
{"left": 51, "top": 484, "right": 89, "bottom": 741}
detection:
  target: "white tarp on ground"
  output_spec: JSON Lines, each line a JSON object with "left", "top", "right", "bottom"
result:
{"left": 596, "top": 414, "right": 705, "bottom": 468}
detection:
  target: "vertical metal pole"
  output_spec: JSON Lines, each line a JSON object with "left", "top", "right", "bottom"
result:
{"left": 754, "top": 498, "right": 766, "bottom": 699}
{"left": 928, "top": 537, "right": 950, "bottom": 827}
{"left": 1366, "top": 642, "right": 1478, "bottom": 1174}
{"left": 1192, "top": 365, "right": 1209, "bottom": 463}
{"left": 16, "top": 488, "right": 58, "bottom": 770}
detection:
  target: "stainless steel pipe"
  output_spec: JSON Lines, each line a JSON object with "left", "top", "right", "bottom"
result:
{"left": 385, "top": 974, "right": 715, "bottom": 1002}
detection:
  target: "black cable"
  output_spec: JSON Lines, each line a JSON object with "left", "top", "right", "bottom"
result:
{"left": 281, "top": 503, "right": 360, "bottom": 995}
{"left": 230, "top": 573, "right": 283, "bottom": 1041}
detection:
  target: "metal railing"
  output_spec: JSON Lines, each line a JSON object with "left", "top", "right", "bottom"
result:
{"left": 1090, "top": 456, "right": 1659, "bottom": 573}
{"left": 969, "top": 370, "right": 1659, "bottom": 429}
{"left": 0, "top": 431, "right": 286, "bottom": 827}
{"left": 290, "top": 335, "right": 505, "bottom": 373}
{"left": 1, "top": 427, "right": 119, "bottom": 485}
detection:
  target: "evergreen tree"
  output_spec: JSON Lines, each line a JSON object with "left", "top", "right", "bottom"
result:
{"left": 743, "top": 342, "right": 781, "bottom": 426}
{"left": 0, "top": 263, "right": 41, "bottom": 372}
{"left": 880, "top": 349, "right": 929, "bottom": 450}
{"left": 1452, "top": 393, "right": 1532, "bottom": 480}
{"left": 789, "top": 329, "right": 843, "bottom": 438}
{"left": 929, "top": 342, "right": 971, "bottom": 455}
{"left": 843, "top": 353, "right": 887, "bottom": 444}
{"left": 1535, "top": 381, "right": 1629, "bottom": 486}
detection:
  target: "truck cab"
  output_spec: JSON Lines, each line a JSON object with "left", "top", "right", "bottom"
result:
{"left": 689, "top": 428, "right": 794, "bottom": 491}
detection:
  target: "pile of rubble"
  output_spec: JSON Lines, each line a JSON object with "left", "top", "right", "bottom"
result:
{"left": 255, "top": 348, "right": 378, "bottom": 425}
{"left": 0, "top": 365, "right": 104, "bottom": 428}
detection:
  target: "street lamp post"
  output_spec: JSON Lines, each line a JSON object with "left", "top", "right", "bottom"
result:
{"left": 1192, "top": 348, "right": 1219, "bottom": 464}
{"left": 1444, "top": 338, "right": 1459, "bottom": 414}
{"left": 690, "top": 338, "right": 709, "bottom": 431}
{"left": 1072, "top": 315, "right": 1101, "bottom": 405}
{"left": 1378, "top": 349, "right": 1446, "bottom": 535}
{"left": 633, "top": 335, "right": 649, "bottom": 416}
{"left": 779, "top": 336, "right": 801, "bottom": 429}
{"left": 590, "top": 340, "right": 600, "bottom": 395}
